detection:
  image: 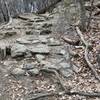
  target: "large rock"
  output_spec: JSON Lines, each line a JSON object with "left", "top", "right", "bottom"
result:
{"left": 16, "top": 38, "right": 32, "bottom": 44}
{"left": 11, "top": 43, "right": 27, "bottom": 58}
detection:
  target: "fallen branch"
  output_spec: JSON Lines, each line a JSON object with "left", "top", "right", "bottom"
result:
{"left": 62, "top": 37, "right": 80, "bottom": 45}
{"left": 76, "top": 26, "right": 100, "bottom": 81}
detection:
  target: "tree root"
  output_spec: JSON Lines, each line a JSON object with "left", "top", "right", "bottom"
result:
{"left": 76, "top": 26, "right": 100, "bottom": 81}
{"left": 84, "top": 47, "right": 100, "bottom": 81}
{"left": 76, "top": 27, "right": 89, "bottom": 47}
{"left": 29, "top": 90, "right": 100, "bottom": 100}
{"left": 29, "top": 67, "right": 100, "bottom": 100}
{"left": 62, "top": 36, "right": 80, "bottom": 46}
{"left": 40, "top": 68, "right": 66, "bottom": 90}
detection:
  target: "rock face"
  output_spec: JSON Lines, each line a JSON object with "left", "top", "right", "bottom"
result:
{"left": 0, "top": 0, "right": 61, "bottom": 23}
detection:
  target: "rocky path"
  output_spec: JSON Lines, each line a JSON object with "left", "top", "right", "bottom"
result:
{"left": 0, "top": 12, "right": 74, "bottom": 100}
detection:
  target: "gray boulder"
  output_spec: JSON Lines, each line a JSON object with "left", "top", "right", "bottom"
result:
{"left": 11, "top": 43, "right": 27, "bottom": 58}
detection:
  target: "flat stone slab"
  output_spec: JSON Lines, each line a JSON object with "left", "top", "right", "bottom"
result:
{"left": 50, "top": 46, "right": 68, "bottom": 55}
{"left": 28, "top": 44, "right": 50, "bottom": 54}
{"left": 16, "top": 38, "right": 32, "bottom": 44}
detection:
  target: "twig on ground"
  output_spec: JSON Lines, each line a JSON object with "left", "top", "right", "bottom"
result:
{"left": 76, "top": 26, "right": 100, "bottom": 81}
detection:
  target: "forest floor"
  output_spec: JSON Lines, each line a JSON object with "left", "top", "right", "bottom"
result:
{"left": 0, "top": 4, "right": 100, "bottom": 100}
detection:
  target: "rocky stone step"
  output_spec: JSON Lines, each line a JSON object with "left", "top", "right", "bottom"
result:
{"left": 28, "top": 44, "right": 50, "bottom": 54}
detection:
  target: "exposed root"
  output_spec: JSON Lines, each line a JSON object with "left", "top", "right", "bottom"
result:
{"left": 29, "top": 90, "right": 100, "bottom": 100}
{"left": 62, "top": 36, "right": 80, "bottom": 45}
{"left": 40, "top": 68, "right": 66, "bottom": 90}
{"left": 29, "top": 67, "right": 100, "bottom": 100}
{"left": 84, "top": 46, "right": 100, "bottom": 81}
{"left": 76, "top": 26, "right": 100, "bottom": 81}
